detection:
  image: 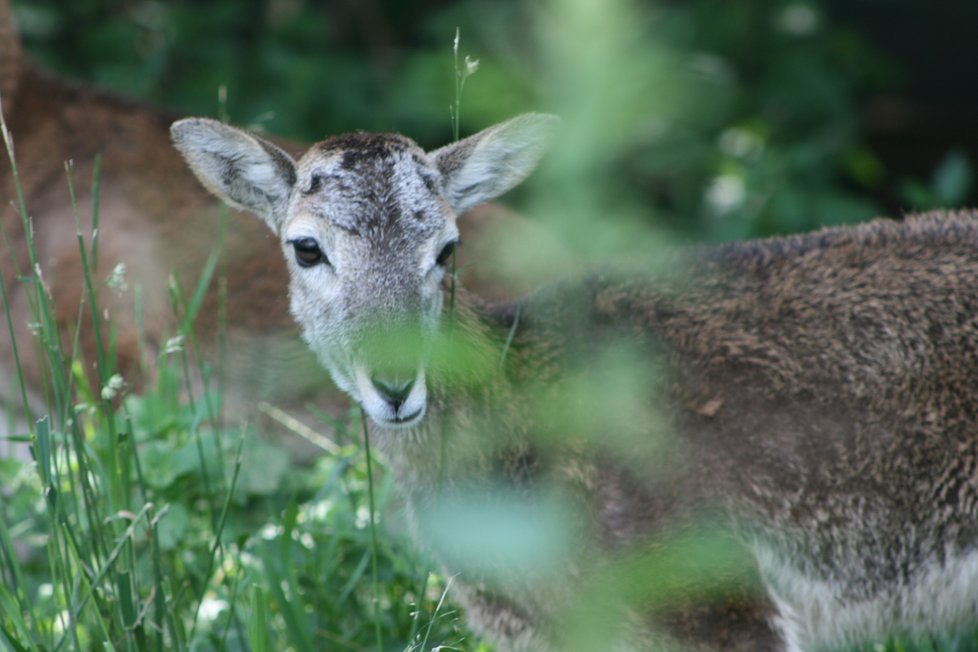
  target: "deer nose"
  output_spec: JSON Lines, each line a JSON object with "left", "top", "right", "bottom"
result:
{"left": 370, "top": 374, "right": 415, "bottom": 409}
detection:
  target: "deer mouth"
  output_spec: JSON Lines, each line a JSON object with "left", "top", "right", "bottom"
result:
{"left": 390, "top": 406, "right": 424, "bottom": 426}
{"left": 354, "top": 365, "right": 427, "bottom": 429}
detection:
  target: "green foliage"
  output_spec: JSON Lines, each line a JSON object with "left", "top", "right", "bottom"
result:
{"left": 899, "top": 148, "right": 974, "bottom": 210}
{"left": 1, "top": 397, "right": 470, "bottom": 650}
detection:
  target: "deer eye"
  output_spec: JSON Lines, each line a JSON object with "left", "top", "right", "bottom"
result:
{"left": 436, "top": 241, "right": 458, "bottom": 267}
{"left": 305, "top": 174, "right": 325, "bottom": 195}
{"left": 289, "top": 238, "right": 329, "bottom": 268}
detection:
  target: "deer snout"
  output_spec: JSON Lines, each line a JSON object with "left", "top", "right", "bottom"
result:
{"left": 370, "top": 373, "right": 414, "bottom": 409}
{"left": 354, "top": 364, "right": 427, "bottom": 429}
{"left": 348, "top": 318, "right": 430, "bottom": 428}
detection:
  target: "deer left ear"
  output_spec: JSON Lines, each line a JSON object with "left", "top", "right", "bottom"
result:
{"left": 430, "top": 113, "right": 560, "bottom": 215}
{"left": 171, "top": 118, "right": 297, "bottom": 231}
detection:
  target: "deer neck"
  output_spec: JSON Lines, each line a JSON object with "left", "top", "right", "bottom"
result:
{"left": 367, "top": 283, "right": 528, "bottom": 493}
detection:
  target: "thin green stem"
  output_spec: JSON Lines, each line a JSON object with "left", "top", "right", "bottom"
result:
{"left": 174, "top": 247, "right": 227, "bottom": 477}
{"left": 190, "top": 428, "right": 246, "bottom": 640}
{"left": 0, "top": 99, "right": 37, "bottom": 439}
{"left": 360, "top": 409, "right": 384, "bottom": 652}
{"left": 0, "top": 265, "right": 32, "bottom": 438}
{"left": 89, "top": 155, "right": 102, "bottom": 272}
{"left": 0, "top": 98, "right": 37, "bottom": 271}
{"left": 450, "top": 28, "right": 478, "bottom": 142}
{"left": 123, "top": 406, "right": 174, "bottom": 650}
{"left": 167, "top": 276, "right": 219, "bottom": 527}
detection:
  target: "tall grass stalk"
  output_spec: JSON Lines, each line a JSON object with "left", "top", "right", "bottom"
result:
{"left": 0, "top": 97, "right": 38, "bottom": 439}
{"left": 66, "top": 160, "right": 120, "bottom": 479}
{"left": 360, "top": 408, "right": 385, "bottom": 652}
{"left": 89, "top": 156, "right": 102, "bottom": 272}
{"left": 1, "top": 103, "right": 91, "bottom": 652}
{"left": 450, "top": 28, "right": 479, "bottom": 143}
{"left": 188, "top": 430, "right": 245, "bottom": 639}
{"left": 447, "top": 27, "right": 477, "bottom": 324}
{"left": 0, "top": 252, "right": 30, "bottom": 441}
{"left": 0, "top": 100, "right": 233, "bottom": 651}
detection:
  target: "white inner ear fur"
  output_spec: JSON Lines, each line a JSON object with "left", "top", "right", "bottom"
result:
{"left": 433, "top": 113, "right": 560, "bottom": 214}
{"left": 170, "top": 118, "right": 297, "bottom": 229}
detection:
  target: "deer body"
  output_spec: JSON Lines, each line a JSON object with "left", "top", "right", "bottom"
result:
{"left": 172, "top": 113, "right": 978, "bottom": 651}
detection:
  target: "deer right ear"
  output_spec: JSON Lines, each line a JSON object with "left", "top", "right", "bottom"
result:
{"left": 171, "top": 118, "right": 297, "bottom": 231}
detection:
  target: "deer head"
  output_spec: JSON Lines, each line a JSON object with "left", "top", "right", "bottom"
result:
{"left": 171, "top": 114, "right": 558, "bottom": 429}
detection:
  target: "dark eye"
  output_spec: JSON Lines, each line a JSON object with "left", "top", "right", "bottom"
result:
{"left": 290, "top": 238, "right": 328, "bottom": 268}
{"left": 436, "top": 241, "right": 458, "bottom": 267}
{"left": 305, "top": 174, "right": 325, "bottom": 195}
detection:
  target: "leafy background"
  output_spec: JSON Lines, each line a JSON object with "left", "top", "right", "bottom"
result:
{"left": 18, "top": 0, "right": 978, "bottom": 242}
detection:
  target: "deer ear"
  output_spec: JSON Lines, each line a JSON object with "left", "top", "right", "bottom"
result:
{"left": 171, "top": 118, "right": 297, "bottom": 231}
{"left": 430, "top": 113, "right": 559, "bottom": 215}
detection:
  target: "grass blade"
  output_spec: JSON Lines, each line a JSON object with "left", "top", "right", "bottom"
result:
{"left": 248, "top": 584, "right": 270, "bottom": 652}
{"left": 189, "top": 427, "right": 246, "bottom": 641}
{"left": 360, "top": 409, "right": 384, "bottom": 652}
{"left": 0, "top": 585, "right": 39, "bottom": 652}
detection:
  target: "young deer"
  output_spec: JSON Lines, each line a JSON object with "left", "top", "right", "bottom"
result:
{"left": 172, "top": 113, "right": 978, "bottom": 651}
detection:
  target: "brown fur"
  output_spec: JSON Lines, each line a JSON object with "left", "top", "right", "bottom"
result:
{"left": 368, "top": 211, "right": 978, "bottom": 650}
{"left": 0, "top": 57, "right": 307, "bottom": 421}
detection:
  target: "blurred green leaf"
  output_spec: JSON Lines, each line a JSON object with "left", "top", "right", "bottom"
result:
{"left": 140, "top": 440, "right": 199, "bottom": 489}
{"left": 933, "top": 148, "right": 973, "bottom": 206}
{"left": 417, "top": 489, "right": 575, "bottom": 582}
{"left": 156, "top": 502, "right": 189, "bottom": 550}
{"left": 236, "top": 438, "right": 290, "bottom": 496}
